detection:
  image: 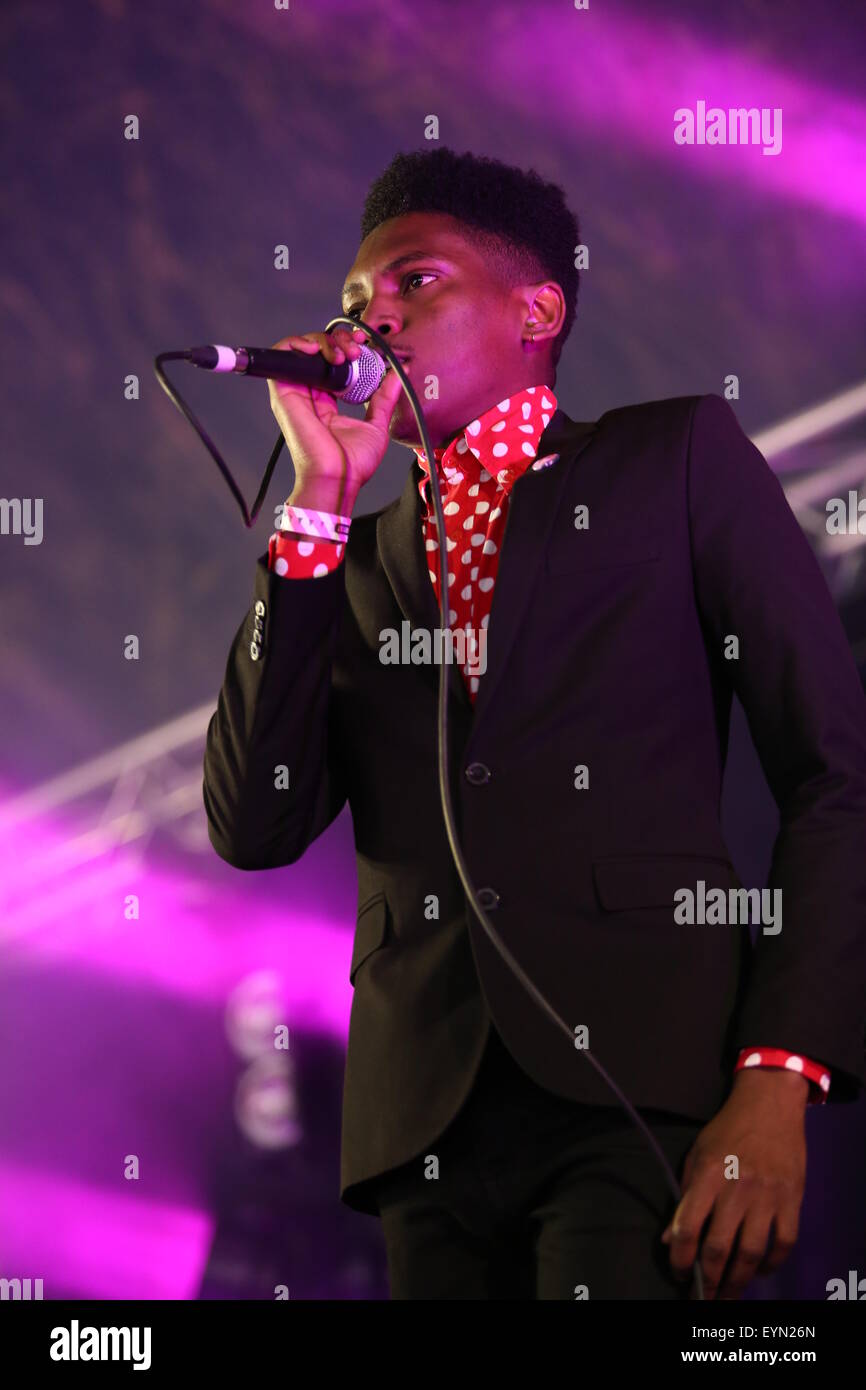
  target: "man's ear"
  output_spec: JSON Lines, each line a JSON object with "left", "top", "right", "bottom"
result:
{"left": 522, "top": 280, "right": 566, "bottom": 346}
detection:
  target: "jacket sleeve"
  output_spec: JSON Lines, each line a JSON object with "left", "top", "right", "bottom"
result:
{"left": 202, "top": 552, "right": 349, "bottom": 870}
{"left": 687, "top": 393, "right": 866, "bottom": 1099}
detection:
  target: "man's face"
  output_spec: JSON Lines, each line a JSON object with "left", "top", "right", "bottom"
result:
{"left": 341, "top": 211, "right": 548, "bottom": 450}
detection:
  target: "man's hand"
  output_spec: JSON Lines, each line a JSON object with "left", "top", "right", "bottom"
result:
{"left": 268, "top": 327, "right": 404, "bottom": 509}
{"left": 660, "top": 1068, "right": 808, "bottom": 1299}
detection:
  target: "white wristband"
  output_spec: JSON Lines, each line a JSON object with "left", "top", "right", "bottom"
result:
{"left": 278, "top": 504, "right": 352, "bottom": 543}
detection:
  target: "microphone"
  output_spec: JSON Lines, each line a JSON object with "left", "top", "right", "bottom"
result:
{"left": 186, "top": 342, "right": 387, "bottom": 404}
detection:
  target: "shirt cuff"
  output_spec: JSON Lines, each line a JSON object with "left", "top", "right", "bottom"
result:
{"left": 267, "top": 529, "right": 346, "bottom": 578}
{"left": 267, "top": 503, "right": 350, "bottom": 579}
{"left": 734, "top": 1047, "right": 831, "bottom": 1105}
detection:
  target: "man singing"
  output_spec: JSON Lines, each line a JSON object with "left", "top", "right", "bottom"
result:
{"left": 203, "top": 147, "right": 866, "bottom": 1299}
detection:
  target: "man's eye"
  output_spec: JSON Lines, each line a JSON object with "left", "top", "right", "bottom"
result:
{"left": 344, "top": 273, "right": 434, "bottom": 320}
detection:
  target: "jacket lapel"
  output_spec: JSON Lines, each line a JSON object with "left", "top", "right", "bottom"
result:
{"left": 376, "top": 408, "right": 598, "bottom": 724}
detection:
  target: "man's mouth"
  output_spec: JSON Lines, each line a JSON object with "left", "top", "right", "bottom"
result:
{"left": 385, "top": 353, "right": 412, "bottom": 379}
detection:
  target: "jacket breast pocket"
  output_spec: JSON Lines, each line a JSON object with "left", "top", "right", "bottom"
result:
{"left": 592, "top": 853, "right": 742, "bottom": 913}
{"left": 349, "top": 891, "right": 390, "bottom": 985}
{"left": 544, "top": 528, "right": 661, "bottom": 575}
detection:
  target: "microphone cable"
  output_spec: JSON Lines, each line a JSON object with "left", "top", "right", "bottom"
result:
{"left": 154, "top": 318, "right": 705, "bottom": 1299}
{"left": 155, "top": 349, "right": 283, "bottom": 528}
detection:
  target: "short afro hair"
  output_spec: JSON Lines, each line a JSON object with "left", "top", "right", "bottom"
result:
{"left": 360, "top": 147, "right": 579, "bottom": 368}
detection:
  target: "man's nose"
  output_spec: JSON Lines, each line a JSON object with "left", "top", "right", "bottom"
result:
{"left": 360, "top": 302, "right": 402, "bottom": 338}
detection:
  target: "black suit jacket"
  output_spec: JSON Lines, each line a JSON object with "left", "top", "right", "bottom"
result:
{"left": 203, "top": 393, "right": 866, "bottom": 1215}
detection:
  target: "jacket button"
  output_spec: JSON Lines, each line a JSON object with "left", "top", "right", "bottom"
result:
{"left": 465, "top": 761, "right": 491, "bottom": 785}
{"left": 476, "top": 886, "right": 500, "bottom": 911}
{"left": 254, "top": 600, "right": 266, "bottom": 617}
{"left": 254, "top": 614, "right": 264, "bottom": 632}
{"left": 250, "top": 641, "right": 260, "bottom": 661}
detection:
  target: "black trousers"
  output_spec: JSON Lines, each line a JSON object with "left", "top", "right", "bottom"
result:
{"left": 372, "top": 1024, "right": 704, "bottom": 1299}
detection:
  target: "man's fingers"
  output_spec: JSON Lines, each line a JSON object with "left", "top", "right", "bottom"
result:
{"left": 661, "top": 1144, "right": 697, "bottom": 1244}
{"left": 270, "top": 335, "right": 321, "bottom": 354}
{"left": 716, "top": 1207, "right": 774, "bottom": 1300}
{"left": 756, "top": 1210, "right": 800, "bottom": 1277}
{"left": 691, "top": 1210, "right": 744, "bottom": 1299}
{"left": 665, "top": 1170, "right": 720, "bottom": 1282}
{"left": 325, "top": 326, "right": 365, "bottom": 362}
{"left": 269, "top": 330, "right": 363, "bottom": 365}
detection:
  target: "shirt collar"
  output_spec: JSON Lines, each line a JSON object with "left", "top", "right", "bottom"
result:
{"left": 413, "top": 384, "right": 559, "bottom": 513}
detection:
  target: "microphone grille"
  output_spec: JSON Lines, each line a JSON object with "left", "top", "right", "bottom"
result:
{"left": 341, "top": 344, "right": 387, "bottom": 403}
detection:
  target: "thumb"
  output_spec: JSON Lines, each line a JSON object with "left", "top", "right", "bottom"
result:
{"left": 662, "top": 1149, "right": 697, "bottom": 1241}
{"left": 661, "top": 1201, "right": 682, "bottom": 1243}
{"left": 363, "top": 359, "right": 407, "bottom": 432}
